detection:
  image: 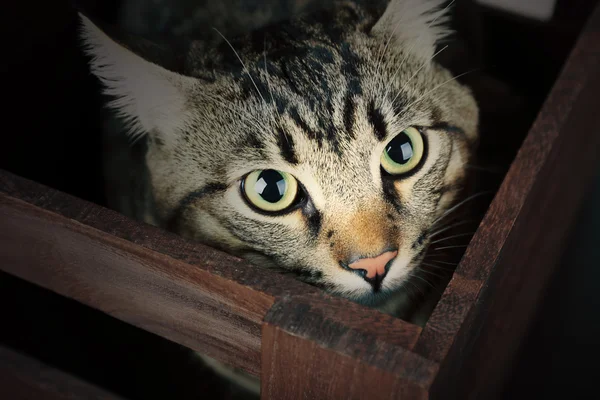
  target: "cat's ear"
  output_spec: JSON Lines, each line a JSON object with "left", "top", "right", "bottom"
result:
{"left": 371, "top": 0, "right": 452, "bottom": 62}
{"left": 78, "top": 13, "right": 196, "bottom": 142}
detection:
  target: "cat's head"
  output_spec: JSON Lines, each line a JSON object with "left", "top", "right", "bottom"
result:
{"left": 80, "top": 0, "right": 478, "bottom": 306}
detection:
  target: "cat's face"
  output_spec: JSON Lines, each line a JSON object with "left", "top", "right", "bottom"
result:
{"left": 81, "top": 0, "right": 478, "bottom": 306}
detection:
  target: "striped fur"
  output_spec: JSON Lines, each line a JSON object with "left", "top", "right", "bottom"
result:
{"left": 80, "top": 0, "right": 478, "bottom": 314}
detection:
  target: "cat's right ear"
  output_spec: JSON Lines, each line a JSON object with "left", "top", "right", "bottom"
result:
{"left": 371, "top": 0, "right": 452, "bottom": 63}
{"left": 78, "top": 13, "right": 196, "bottom": 143}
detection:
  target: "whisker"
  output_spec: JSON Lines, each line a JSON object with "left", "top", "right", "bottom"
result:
{"left": 429, "top": 232, "right": 476, "bottom": 245}
{"left": 432, "top": 190, "right": 493, "bottom": 227}
{"left": 404, "top": 280, "right": 426, "bottom": 297}
{"left": 422, "top": 259, "right": 458, "bottom": 266}
{"left": 391, "top": 45, "right": 448, "bottom": 105}
{"left": 402, "top": 68, "right": 479, "bottom": 112}
{"left": 196, "top": 91, "right": 270, "bottom": 134}
{"left": 417, "top": 268, "right": 447, "bottom": 279}
{"left": 421, "top": 262, "right": 455, "bottom": 271}
{"left": 399, "top": 281, "right": 419, "bottom": 300}
{"left": 433, "top": 244, "right": 469, "bottom": 251}
{"left": 410, "top": 274, "right": 437, "bottom": 291}
{"left": 213, "top": 28, "right": 267, "bottom": 107}
{"left": 374, "top": 23, "right": 397, "bottom": 81}
{"left": 429, "top": 220, "right": 477, "bottom": 239}
{"left": 263, "top": 35, "right": 285, "bottom": 128}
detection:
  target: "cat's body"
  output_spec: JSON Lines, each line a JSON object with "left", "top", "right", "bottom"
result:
{"left": 80, "top": 0, "right": 478, "bottom": 395}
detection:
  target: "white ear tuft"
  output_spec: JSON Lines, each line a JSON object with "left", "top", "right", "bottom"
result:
{"left": 372, "top": 0, "right": 452, "bottom": 61}
{"left": 78, "top": 13, "right": 195, "bottom": 142}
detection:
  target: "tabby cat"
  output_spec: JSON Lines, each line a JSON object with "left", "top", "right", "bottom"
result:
{"left": 79, "top": 0, "right": 478, "bottom": 394}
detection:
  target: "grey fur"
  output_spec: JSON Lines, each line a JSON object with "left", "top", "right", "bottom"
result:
{"left": 82, "top": 0, "right": 478, "bottom": 315}
{"left": 81, "top": 1, "right": 479, "bottom": 394}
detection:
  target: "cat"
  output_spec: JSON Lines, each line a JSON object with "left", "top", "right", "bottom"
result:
{"left": 78, "top": 0, "right": 479, "bottom": 395}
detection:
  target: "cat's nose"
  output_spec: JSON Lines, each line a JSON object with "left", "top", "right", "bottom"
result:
{"left": 347, "top": 250, "right": 398, "bottom": 290}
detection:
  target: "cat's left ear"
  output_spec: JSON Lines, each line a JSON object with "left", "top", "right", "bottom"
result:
{"left": 78, "top": 13, "right": 196, "bottom": 143}
{"left": 371, "top": 0, "right": 452, "bottom": 62}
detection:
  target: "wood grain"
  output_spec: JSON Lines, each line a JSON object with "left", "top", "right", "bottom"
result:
{"left": 416, "top": 3, "right": 600, "bottom": 398}
{"left": 261, "top": 324, "right": 428, "bottom": 400}
{"left": 0, "top": 193, "right": 263, "bottom": 376}
{"left": 261, "top": 296, "right": 433, "bottom": 400}
{"left": 0, "top": 170, "right": 321, "bottom": 376}
{"left": 0, "top": 345, "right": 126, "bottom": 400}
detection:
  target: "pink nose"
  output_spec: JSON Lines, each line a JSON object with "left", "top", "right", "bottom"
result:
{"left": 348, "top": 251, "right": 398, "bottom": 279}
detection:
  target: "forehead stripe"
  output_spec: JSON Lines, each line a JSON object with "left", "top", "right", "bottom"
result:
{"left": 288, "top": 106, "right": 322, "bottom": 147}
{"left": 343, "top": 92, "right": 356, "bottom": 139}
{"left": 368, "top": 100, "right": 387, "bottom": 141}
{"left": 276, "top": 128, "right": 299, "bottom": 164}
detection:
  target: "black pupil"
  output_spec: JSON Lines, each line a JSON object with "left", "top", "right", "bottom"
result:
{"left": 254, "top": 170, "right": 286, "bottom": 203}
{"left": 386, "top": 132, "right": 414, "bottom": 164}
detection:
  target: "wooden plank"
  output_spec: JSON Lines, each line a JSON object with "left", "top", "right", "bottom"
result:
{"left": 0, "top": 169, "right": 317, "bottom": 301}
{"left": 416, "top": 3, "right": 600, "bottom": 398}
{"left": 261, "top": 326, "right": 428, "bottom": 400}
{"left": 260, "top": 296, "right": 431, "bottom": 399}
{"left": 0, "top": 170, "right": 307, "bottom": 376}
{"left": 0, "top": 192, "right": 264, "bottom": 376}
{"left": 0, "top": 345, "right": 126, "bottom": 400}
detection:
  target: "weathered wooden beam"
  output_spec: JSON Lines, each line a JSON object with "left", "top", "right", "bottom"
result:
{"left": 419, "top": 4, "right": 600, "bottom": 398}
{"left": 261, "top": 296, "right": 431, "bottom": 399}
{"left": 0, "top": 171, "right": 285, "bottom": 376}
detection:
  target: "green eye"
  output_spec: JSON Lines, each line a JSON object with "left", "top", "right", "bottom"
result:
{"left": 380, "top": 127, "right": 424, "bottom": 175}
{"left": 242, "top": 169, "right": 299, "bottom": 212}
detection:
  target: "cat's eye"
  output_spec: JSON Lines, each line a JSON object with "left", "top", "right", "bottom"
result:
{"left": 242, "top": 169, "right": 299, "bottom": 212}
{"left": 380, "top": 127, "right": 425, "bottom": 175}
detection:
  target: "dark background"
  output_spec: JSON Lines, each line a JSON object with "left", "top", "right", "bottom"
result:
{"left": 1, "top": 0, "right": 599, "bottom": 398}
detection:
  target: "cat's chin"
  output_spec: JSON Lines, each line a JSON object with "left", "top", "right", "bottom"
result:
{"left": 332, "top": 286, "right": 401, "bottom": 308}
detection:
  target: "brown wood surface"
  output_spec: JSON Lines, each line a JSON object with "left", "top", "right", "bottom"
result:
{"left": 262, "top": 323, "right": 428, "bottom": 400}
{"left": 0, "top": 171, "right": 295, "bottom": 376}
{"left": 416, "top": 3, "right": 600, "bottom": 398}
{"left": 0, "top": 345, "right": 126, "bottom": 400}
{"left": 261, "top": 296, "right": 433, "bottom": 400}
